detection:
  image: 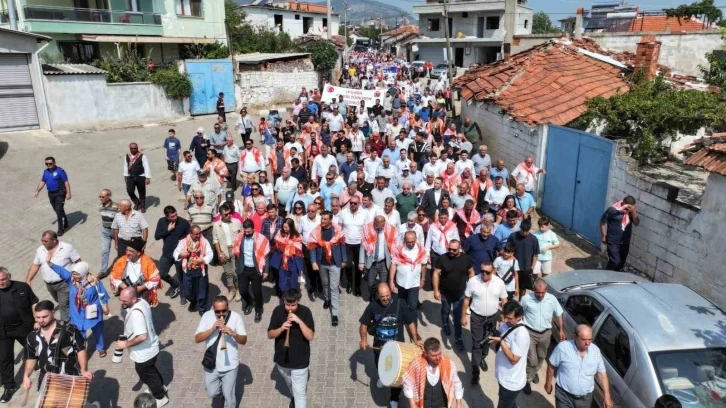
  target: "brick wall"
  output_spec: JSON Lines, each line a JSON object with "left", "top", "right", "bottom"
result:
{"left": 461, "top": 102, "right": 543, "bottom": 170}
{"left": 607, "top": 154, "right": 726, "bottom": 308}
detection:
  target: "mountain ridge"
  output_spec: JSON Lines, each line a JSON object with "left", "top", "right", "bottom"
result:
{"left": 316, "top": 0, "right": 417, "bottom": 26}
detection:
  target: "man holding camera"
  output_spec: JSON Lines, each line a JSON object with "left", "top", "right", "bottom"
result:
{"left": 103, "top": 238, "right": 162, "bottom": 307}
{"left": 491, "top": 301, "right": 529, "bottom": 408}
{"left": 461, "top": 260, "right": 508, "bottom": 385}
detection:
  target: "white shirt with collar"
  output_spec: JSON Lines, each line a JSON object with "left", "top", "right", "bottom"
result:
{"left": 299, "top": 214, "right": 321, "bottom": 244}
{"left": 398, "top": 223, "right": 424, "bottom": 244}
{"left": 393, "top": 244, "right": 423, "bottom": 289}
{"left": 455, "top": 159, "right": 474, "bottom": 175}
{"left": 33, "top": 242, "right": 81, "bottom": 283}
{"left": 465, "top": 274, "right": 508, "bottom": 317}
{"left": 340, "top": 207, "right": 367, "bottom": 244}
{"left": 312, "top": 154, "right": 338, "bottom": 180}
{"left": 495, "top": 322, "right": 530, "bottom": 391}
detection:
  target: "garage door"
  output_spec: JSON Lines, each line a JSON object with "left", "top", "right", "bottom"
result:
{"left": 0, "top": 54, "right": 40, "bottom": 131}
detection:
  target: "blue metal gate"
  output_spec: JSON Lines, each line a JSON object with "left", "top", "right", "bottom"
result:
{"left": 541, "top": 125, "right": 613, "bottom": 245}
{"left": 185, "top": 59, "right": 235, "bottom": 116}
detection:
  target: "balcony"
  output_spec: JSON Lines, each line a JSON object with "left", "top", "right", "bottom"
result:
{"left": 22, "top": 5, "right": 163, "bottom": 36}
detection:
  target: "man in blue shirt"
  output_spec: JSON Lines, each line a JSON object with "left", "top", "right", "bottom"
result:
{"left": 307, "top": 100, "right": 319, "bottom": 118}
{"left": 494, "top": 211, "right": 521, "bottom": 246}
{"left": 163, "top": 129, "right": 181, "bottom": 181}
{"left": 545, "top": 324, "right": 613, "bottom": 408}
{"left": 463, "top": 221, "right": 500, "bottom": 269}
{"left": 490, "top": 159, "right": 509, "bottom": 183}
{"left": 514, "top": 184, "right": 536, "bottom": 219}
{"left": 34, "top": 156, "right": 71, "bottom": 235}
{"left": 320, "top": 172, "right": 343, "bottom": 211}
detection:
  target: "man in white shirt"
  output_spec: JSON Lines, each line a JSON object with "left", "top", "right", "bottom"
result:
{"left": 222, "top": 137, "right": 240, "bottom": 191}
{"left": 328, "top": 107, "right": 345, "bottom": 132}
{"left": 402, "top": 337, "right": 464, "bottom": 408}
{"left": 485, "top": 176, "right": 511, "bottom": 213}
{"left": 364, "top": 150, "right": 382, "bottom": 182}
{"left": 389, "top": 231, "right": 428, "bottom": 319}
{"left": 382, "top": 198, "right": 401, "bottom": 228}
{"left": 422, "top": 153, "right": 442, "bottom": 179}
{"left": 398, "top": 211, "right": 424, "bottom": 244}
{"left": 340, "top": 196, "right": 367, "bottom": 296}
{"left": 395, "top": 132, "right": 412, "bottom": 151}
{"left": 416, "top": 171, "right": 436, "bottom": 196}
{"left": 195, "top": 296, "right": 247, "bottom": 408}
{"left": 395, "top": 149, "right": 412, "bottom": 174}
{"left": 177, "top": 151, "right": 200, "bottom": 199}
{"left": 239, "top": 140, "right": 264, "bottom": 177}
{"left": 511, "top": 155, "right": 546, "bottom": 194}
{"left": 26, "top": 230, "right": 81, "bottom": 322}
{"left": 492, "top": 301, "right": 530, "bottom": 408}
{"left": 117, "top": 287, "right": 168, "bottom": 407}
{"left": 371, "top": 177, "right": 396, "bottom": 208}
{"left": 455, "top": 151, "right": 475, "bottom": 175}
{"left": 462, "top": 261, "right": 508, "bottom": 384}
{"left": 300, "top": 203, "right": 322, "bottom": 295}
{"left": 312, "top": 144, "right": 339, "bottom": 182}
{"left": 274, "top": 167, "right": 299, "bottom": 215}
{"left": 424, "top": 212, "right": 459, "bottom": 266}
{"left": 361, "top": 193, "right": 384, "bottom": 223}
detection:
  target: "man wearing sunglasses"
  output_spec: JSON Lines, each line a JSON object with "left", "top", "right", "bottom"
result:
{"left": 34, "top": 157, "right": 71, "bottom": 235}
{"left": 195, "top": 296, "right": 247, "bottom": 408}
{"left": 432, "top": 240, "right": 474, "bottom": 352}
{"left": 461, "top": 261, "right": 508, "bottom": 384}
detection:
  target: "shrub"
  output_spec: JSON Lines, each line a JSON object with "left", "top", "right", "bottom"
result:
{"left": 150, "top": 69, "right": 192, "bottom": 100}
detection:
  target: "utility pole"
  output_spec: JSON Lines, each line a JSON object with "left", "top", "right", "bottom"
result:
{"left": 327, "top": 0, "right": 332, "bottom": 40}
{"left": 344, "top": 0, "right": 348, "bottom": 47}
{"left": 442, "top": 0, "right": 455, "bottom": 117}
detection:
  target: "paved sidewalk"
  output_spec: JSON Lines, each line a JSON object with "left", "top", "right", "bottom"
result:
{"left": 0, "top": 115, "right": 562, "bottom": 408}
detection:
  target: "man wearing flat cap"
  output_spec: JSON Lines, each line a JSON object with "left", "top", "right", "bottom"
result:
{"left": 103, "top": 237, "right": 163, "bottom": 307}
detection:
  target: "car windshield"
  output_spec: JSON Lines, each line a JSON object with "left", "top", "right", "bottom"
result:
{"left": 413, "top": 62, "right": 424, "bottom": 67}
{"left": 651, "top": 348, "right": 726, "bottom": 408}
{"left": 435, "top": 64, "right": 447, "bottom": 69}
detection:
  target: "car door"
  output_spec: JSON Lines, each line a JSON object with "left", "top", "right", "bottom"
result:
{"left": 593, "top": 314, "right": 640, "bottom": 408}
{"left": 559, "top": 293, "right": 606, "bottom": 339}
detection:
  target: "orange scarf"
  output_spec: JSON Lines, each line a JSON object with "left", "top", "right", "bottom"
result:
{"left": 440, "top": 169, "right": 458, "bottom": 192}
{"left": 204, "top": 157, "right": 229, "bottom": 186}
{"left": 308, "top": 224, "right": 346, "bottom": 263}
{"left": 391, "top": 242, "right": 428, "bottom": 266}
{"left": 430, "top": 220, "right": 457, "bottom": 249}
{"left": 611, "top": 201, "right": 631, "bottom": 230}
{"left": 361, "top": 222, "right": 397, "bottom": 256}
{"left": 233, "top": 232, "right": 270, "bottom": 274}
{"left": 274, "top": 232, "right": 303, "bottom": 270}
{"left": 179, "top": 235, "right": 208, "bottom": 274}
{"left": 516, "top": 162, "right": 537, "bottom": 179}
{"left": 455, "top": 208, "right": 481, "bottom": 238}
{"left": 109, "top": 254, "right": 162, "bottom": 307}
{"left": 471, "top": 177, "right": 492, "bottom": 202}
{"left": 403, "top": 356, "right": 456, "bottom": 408}
{"left": 239, "top": 147, "right": 262, "bottom": 167}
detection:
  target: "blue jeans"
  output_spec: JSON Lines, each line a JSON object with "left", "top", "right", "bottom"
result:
{"left": 397, "top": 284, "right": 420, "bottom": 321}
{"left": 441, "top": 293, "right": 465, "bottom": 340}
{"left": 101, "top": 227, "right": 113, "bottom": 273}
{"left": 81, "top": 321, "right": 106, "bottom": 351}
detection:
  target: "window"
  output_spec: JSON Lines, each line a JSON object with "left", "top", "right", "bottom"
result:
{"left": 485, "top": 16, "right": 500, "bottom": 30}
{"left": 524, "top": 19, "right": 528, "bottom": 28}
{"left": 595, "top": 316, "right": 631, "bottom": 377}
{"left": 176, "top": 0, "right": 202, "bottom": 17}
{"left": 462, "top": 12, "right": 468, "bottom": 18}
{"left": 565, "top": 295, "right": 604, "bottom": 326}
{"left": 652, "top": 348, "right": 726, "bottom": 408}
{"left": 295, "top": 14, "right": 300, "bottom": 20}
{"left": 274, "top": 14, "right": 283, "bottom": 29}
{"left": 58, "top": 42, "right": 100, "bottom": 64}
{"left": 125, "top": 0, "right": 138, "bottom": 12}
{"left": 322, "top": 17, "right": 327, "bottom": 27}
{"left": 428, "top": 18, "right": 440, "bottom": 31}
{"left": 303, "top": 16, "right": 313, "bottom": 33}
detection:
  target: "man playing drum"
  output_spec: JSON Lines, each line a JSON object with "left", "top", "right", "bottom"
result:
{"left": 360, "top": 283, "right": 422, "bottom": 408}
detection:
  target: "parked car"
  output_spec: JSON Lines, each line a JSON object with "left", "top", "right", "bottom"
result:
{"left": 545, "top": 270, "right": 726, "bottom": 408}
{"left": 430, "top": 63, "right": 457, "bottom": 79}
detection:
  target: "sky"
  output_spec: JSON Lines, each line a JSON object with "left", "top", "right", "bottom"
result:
{"left": 396, "top": 0, "right": 711, "bottom": 21}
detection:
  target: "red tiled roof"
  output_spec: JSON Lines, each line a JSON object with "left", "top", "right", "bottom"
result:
{"left": 685, "top": 143, "right": 726, "bottom": 175}
{"left": 627, "top": 15, "right": 717, "bottom": 32}
{"left": 381, "top": 25, "right": 419, "bottom": 37}
{"left": 453, "top": 38, "right": 630, "bottom": 126}
{"left": 296, "top": 34, "right": 346, "bottom": 51}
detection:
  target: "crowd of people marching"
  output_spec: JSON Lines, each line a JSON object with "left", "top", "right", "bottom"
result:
{"left": 0, "top": 50, "right": 656, "bottom": 408}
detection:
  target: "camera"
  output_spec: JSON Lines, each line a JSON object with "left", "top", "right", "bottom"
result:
{"left": 122, "top": 275, "right": 143, "bottom": 288}
{"left": 478, "top": 320, "right": 499, "bottom": 347}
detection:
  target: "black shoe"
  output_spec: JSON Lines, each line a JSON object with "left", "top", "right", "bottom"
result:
{"left": 323, "top": 301, "right": 330, "bottom": 310}
{"left": 198, "top": 311, "right": 204, "bottom": 317}
{"left": 187, "top": 303, "right": 194, "bottom": 312}
{"left": 417, "top": 301, "right": 423, "bottom": 310}
{"left": 180, "top": 296, "right": 187, "bottom": 306}
{"left": 455, "top": 339, "right": 464, "bottom": 352}
{"left": 57, "top": 230, "right": 65, "bottom": 237}
{"left": 0, "top": 387, "right": 17, "bottom": 403}
{"left": 332, "top": 316, "right": 338, "bottom": 327}
{"left": 532, "top": 374, "right": 540, "bottom": 384}
{"left": 471, "top": 375, "right": 480, "bottom": 385}
{"left": 171, "top": 174, "right": 177, "bottom": 181}
{"left": 346, "top": 284, "right": 352, "bottom": 294}
{"left": 254, "top": 312, "right": 262, "bottom": 323}
{"left": 523, "top": 383, "right": 532, "bottom": 395}
{"left": 443, "top": 325, "right": 451, "bottom": 336}
{"left": 354, "top": 288, "right": 362, "bottom": 297}
{"left": 480, "top": 360, "right": 488, "bottom": 372}
{"left": 169, "top": 286, "right": 181, "bottom": 299}
{"left": 289, "top": 399, "right": 295, "bottom": 408}
{"left": 243, "top": 304, "right": 253, "bottom": 315}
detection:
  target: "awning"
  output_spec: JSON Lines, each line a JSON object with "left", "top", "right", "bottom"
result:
{"left": 79, "top": 35, "right": 215, "bottom": 44}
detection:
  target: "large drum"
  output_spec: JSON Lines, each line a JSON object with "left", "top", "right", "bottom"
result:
{"left": 377, "top": 341, "right": 423, "bottom": 388}
{"left": 35, "top": 373, "right": 90, "bottom": 408}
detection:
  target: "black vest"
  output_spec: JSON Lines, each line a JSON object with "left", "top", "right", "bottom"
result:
{"left": 424, "top": 376, "right": 447, "bottom": 408}
{"left": 126, "top": 154, "right": 145, "bottom": 177}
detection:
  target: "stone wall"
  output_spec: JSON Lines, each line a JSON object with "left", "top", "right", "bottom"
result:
{"left": 235, "top": 59, "right": 318, "bottom": 107}
{"left": 607, "top": 154, "right": 726, "bottom": 308}
{"left": 587, "top": 31, "right": 722, "bottom": 77}
{"left": 43, "top": 74, "right": 185, "bottom": 131}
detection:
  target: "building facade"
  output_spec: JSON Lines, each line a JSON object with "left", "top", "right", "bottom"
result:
{"left": 0, "top": 0, "right": 226, "bottom": 63}
{"left": 412, "top": 0, "right": 532, "bottom": 67}
{"left": 240, "top": 1, "right": 339, "bottom": 40}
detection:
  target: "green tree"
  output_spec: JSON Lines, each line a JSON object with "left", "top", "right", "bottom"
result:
{"left": 665, "top": 0, "right": 722, "bottom": 26}
{"left": 224, "top": 0, "right": 295, "bottom": 54}
{"left": 298, "top": 40, "right": 339, "bottom": 71}
{"left": 357, "top": 25, "right": 381, "bottom": 41}
{"left": 338, "top": 25, "right": 353, "bottom": 46}
{"left": 532, "top": 11, "right": 561, "bottom": 34}
{"left": 570, "top": 72, "right": 726, "bottom": 163}
{"left": 180, "top": 42, "right": 229, "bottom": 59}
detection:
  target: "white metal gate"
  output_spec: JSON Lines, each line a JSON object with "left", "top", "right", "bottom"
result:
{"left": 0, "top": 53, "right": 40, "bottom": 132}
